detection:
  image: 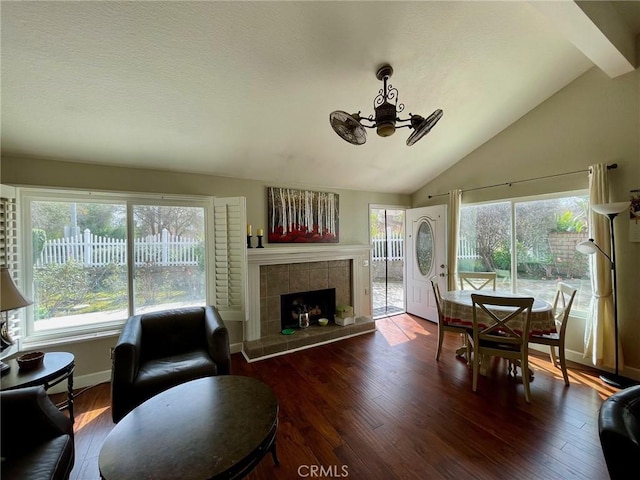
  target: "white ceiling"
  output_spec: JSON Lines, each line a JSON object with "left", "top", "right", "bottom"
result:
{"left": 1, "top": 1, "right": 638, "bottom": 194}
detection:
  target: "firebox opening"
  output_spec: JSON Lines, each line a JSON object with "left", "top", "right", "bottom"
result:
{"left": 281, "top": 288, "right": 336, "bottom": 330}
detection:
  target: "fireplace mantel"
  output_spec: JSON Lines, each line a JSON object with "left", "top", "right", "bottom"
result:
{"left": 245, "top": 245, "right": 372, "bottom": 341}
{"left": 247, "top": 245, "right": 373, "bottom": 264}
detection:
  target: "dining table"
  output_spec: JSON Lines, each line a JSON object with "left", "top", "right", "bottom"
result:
{"left": 440, "top": 290, "right": 555, "bottom": 377}
{"left": 440, "top": 289, "right": 556, "bottom": 336}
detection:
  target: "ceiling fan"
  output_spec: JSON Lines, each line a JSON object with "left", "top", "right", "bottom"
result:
{"left": 329, "top": 64, "right": 443, "bottom": 146}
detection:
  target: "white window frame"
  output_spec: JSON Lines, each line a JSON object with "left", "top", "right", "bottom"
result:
{"left": 459, "top": 188, "right": 590, "bottom": 319}
{"left": 19, "top": 187, "right": 224, "bottom": 347}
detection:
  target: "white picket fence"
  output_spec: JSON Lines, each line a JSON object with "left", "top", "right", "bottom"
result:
{"left": 371, "top": 233, "right": 404, "bottom": 261}
{"left": 37, "top": 228, "right": 200, "bottom": 267}
{"left": 371, "top": 234, "right": 479, "bottom": 261}
{"left": 458, "top": 237, "right": 481, "bottom": 260}
{"left": 41, "top": 230, "right": 476, "bottom": 267}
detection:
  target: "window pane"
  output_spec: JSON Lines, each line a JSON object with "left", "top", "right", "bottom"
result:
{"left": 31, "top": 201, "right": 128, "bottom": 332}
{"left": 132, "top": 205, "right": 206, "bottom": 313}
{"left": 458, "top": 202, "right": 512, "bottom": 289}
{"left": 416, "top": 220, "right": 434, "bottom": 276}
{"left": 514, "top": 196, "right": 590, "bottom": 313}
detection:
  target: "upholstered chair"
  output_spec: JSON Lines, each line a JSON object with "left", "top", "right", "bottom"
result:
{"left": 1, "top": 385, "right": 75, "bottom": 480}
{"left": 111, "top": 305, "right": 230, "bottom": 422}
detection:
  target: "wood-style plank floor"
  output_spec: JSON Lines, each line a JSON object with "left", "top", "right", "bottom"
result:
{"left": 56, "top": 314, "right": 615, "bottom": 480}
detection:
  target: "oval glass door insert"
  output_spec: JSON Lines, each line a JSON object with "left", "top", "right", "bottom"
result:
{"left": 416, "top": 220, "right": 434, "bottom": 276}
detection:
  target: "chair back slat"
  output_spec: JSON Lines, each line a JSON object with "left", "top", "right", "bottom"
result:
{"left": 430, "top": 276, "right": 443, "bottom": 319}
{"left": 459, "top": 272, "right": 497, "bottom": 291}
{"left": 476, "top": 302, "right": 528, "bottom": 338}
{"left": 552, "top": 282, "right": 577, "bottom": 335}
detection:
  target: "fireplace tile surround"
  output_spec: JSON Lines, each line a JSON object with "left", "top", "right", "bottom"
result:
{"left": 262, "top": 261, "right": 349, "bottom": 336}
{"left": 243, "top": 245, "right": 375, "bottom": 360}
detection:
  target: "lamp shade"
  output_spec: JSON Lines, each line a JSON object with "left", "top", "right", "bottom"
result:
{"left": 576, "top": 239, "right": 598, "bottom": 255}
{"left": 0, "top": 267, "right": 32, "bottom": 312}
{"left": 592, "top": 202, "right": 628, "bottom": 216}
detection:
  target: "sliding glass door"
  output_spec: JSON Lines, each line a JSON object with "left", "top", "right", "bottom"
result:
{"left": 370, "top": 206, "right": 405, "bottom": 318}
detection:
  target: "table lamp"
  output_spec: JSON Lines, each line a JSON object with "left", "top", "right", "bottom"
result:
{"left": 1, "top": 267, "right": 33, "bottom": 374}
{"left": 576, "top": 201, "right": 632, "bottom": 388}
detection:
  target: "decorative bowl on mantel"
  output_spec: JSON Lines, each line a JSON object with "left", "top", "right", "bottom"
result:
{"left": 17, "top": 351, "right": 44, "bottom": 371}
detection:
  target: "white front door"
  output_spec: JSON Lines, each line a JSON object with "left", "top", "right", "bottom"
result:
{"left": 405, "top": 205, "right": 447, "bottom": 322}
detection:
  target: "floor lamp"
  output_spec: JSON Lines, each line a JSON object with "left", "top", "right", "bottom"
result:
{"left": 576, "top": 201, "right": 633, "bottom": 388}
{"left": 1, "top": 267, "right": 33, "bottom": 374}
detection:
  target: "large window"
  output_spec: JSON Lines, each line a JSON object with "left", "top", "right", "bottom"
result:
{"left": 23, "top": 190, "right": 210, "bottom": 341}
{"left": 458, "top": 192, "right": 591, "bottom": 314}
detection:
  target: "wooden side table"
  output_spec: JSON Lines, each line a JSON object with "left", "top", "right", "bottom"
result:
{"left": 0, "top": 351, "right": 75, "bottom": 423}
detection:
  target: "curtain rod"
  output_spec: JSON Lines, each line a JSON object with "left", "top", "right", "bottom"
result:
{"left": 427, "top": 163, "right": 618, "bottom": 199}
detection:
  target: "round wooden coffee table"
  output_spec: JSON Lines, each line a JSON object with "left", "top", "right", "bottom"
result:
{"left": 99, "top": 375, "right": 279, "bottom": 480}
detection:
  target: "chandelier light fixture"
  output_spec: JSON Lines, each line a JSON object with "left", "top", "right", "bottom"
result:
{"left": 329, "top": 64, "right": 443, "bottom": 146}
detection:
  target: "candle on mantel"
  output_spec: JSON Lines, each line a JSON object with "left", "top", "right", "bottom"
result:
{"left": 247, "top": 224, "right": 252, "bottom": 236}
{"left": 257, "top": 228, "right": 264, "bottom": 236}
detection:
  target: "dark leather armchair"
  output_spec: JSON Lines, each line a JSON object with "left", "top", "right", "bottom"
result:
{"left": 1, "top": 385, "right": 75, "bottom": 480}
{"left": 598, "top": 384, "right": 640, "bottom": 480}
{"left": 111, "top": 305, "right": 231, "bottom": 423}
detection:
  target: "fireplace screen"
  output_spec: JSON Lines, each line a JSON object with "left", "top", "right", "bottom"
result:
{"left": 281, "top": 288, "right": 336, "bottom": 330}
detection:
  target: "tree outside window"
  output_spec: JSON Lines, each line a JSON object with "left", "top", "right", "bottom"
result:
{"left": 458, "top": 194, "right": 591, "bottom": 313}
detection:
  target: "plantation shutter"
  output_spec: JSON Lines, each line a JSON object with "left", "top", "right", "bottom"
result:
{"left": 212, "top": 197, "right": 246, "bottom": 320}
{"left": 1, "top": 184, "right": 22, "bottom": 353}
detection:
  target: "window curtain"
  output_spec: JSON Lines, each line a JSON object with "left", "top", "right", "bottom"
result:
{"left": 447, "top": 189, "right": 462, "bottom": 291}
{"left": 583, "top": 164, "right": 621, "bottom": 369}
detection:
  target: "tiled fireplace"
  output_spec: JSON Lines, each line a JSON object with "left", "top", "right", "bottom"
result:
{"left": 243, "top": 245, "right": 375, "bottom": 360}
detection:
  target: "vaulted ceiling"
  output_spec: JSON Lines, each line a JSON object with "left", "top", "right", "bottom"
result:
{"left": 1, "top": 1, "right": 638, "bottom": 194}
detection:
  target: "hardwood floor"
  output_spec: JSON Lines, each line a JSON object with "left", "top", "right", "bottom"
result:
{"left": 56, "top": 314, "right": 615, "bottom": 480}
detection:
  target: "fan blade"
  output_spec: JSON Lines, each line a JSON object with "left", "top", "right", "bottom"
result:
{"left": 406, "top": 109, "right": 443, "bottom": 146}
{"left": 330, "top": 111, "right": 367, "bottom": 145}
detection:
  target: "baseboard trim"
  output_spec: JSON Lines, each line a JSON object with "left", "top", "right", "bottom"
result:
{"left": 530, "top": 343, "right": 640, "bottom": 382}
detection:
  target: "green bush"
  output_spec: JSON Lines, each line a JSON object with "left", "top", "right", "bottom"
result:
{"left": 34, "top": 260, "right": 89, "bottom": 319}
{"left": 492, "top": 248, "right": 511, "bottom": 270}
{"left": 457, "top": 258, "right": 484, "bottom": 272}
{"left": 32, "top": 229, "right": 47, "bottom": 264}
{"left": 554, "top": 211, "right": 586, "bottom": 233}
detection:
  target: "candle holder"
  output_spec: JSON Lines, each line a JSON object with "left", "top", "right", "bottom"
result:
{"left": 257, "top": 235, "right": 264, "bottom": 248}
{"left": 246, "top": 235, "right": 253, "bottom": 248}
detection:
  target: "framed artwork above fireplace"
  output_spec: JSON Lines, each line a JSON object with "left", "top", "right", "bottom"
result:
{"left": 267, "top": 187, "right": 339, "bottom": 243}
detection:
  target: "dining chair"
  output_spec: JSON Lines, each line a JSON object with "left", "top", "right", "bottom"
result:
{"left": 529, "top": 282, "right": 577, "bottom": 386}
{"left": 458, "top": 272, "right": 497, "bottom": 291}
{"left": 469, "top": 294, "right": 534, "bottom": 403}
{"left": 430, "top": 277, "right": 471, "bottom": 361}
